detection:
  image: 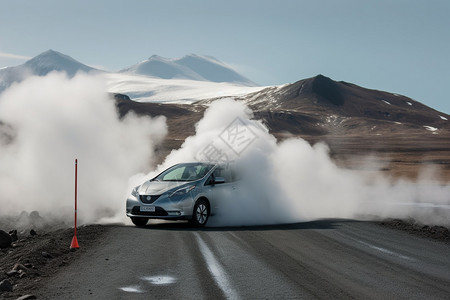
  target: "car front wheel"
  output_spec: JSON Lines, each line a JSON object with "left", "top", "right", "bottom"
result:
{"left": 191, "top": 200, "right": 209, "bottom": 227}
{"left": 131, "top": 217, "right": 148, "bottom": 227}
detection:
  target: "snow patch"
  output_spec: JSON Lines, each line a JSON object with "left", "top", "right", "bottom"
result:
{"left": 325, "top": 115, "right": 339, "bottom": 125}
{"left": 424, "top": 126, "right": 438, "bottom": 132}
{"left": 439, "top": 115, "right": 448, "bottom": 121}
{"left": 105, "top": 73, "right": 269, "bottom": 104}
{"left": 382, "top": 100, "right": 391, "bottom": 105}
{"left": 406, "top": 101, "right": 412, "bottom": 106}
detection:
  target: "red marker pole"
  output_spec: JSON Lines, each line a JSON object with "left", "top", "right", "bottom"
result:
{"left": 70, "top": 159, "right": 79, "bottom": 249}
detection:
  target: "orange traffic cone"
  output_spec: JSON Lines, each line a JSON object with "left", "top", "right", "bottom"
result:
{"left": 70, "top": 234, "right": 79, "bottom": 249}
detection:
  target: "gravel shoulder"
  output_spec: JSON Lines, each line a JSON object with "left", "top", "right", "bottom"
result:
{"left": 378, "top": 218, "right": 450, "bottom": 243}
{"left": 0, "top": 220, "right": 111, "bottom": 299}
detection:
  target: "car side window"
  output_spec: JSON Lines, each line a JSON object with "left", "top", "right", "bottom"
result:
{"left": 215, "top": 167, "right": 233, "bottom": 182}
{"left": 204, "top": 174, "right": 214, "bottom": 186}
{"left": 204, "top": 169, "right": 228, "bottom": 186}
{"left": 204, "top": 165, "right": 239, "bottom": 186}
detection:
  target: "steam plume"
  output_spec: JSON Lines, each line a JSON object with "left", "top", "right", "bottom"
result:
{"left": 151, "top": 98, "right": 450, "bottom": 226}
{"left": 0, "top": 72, "right": 167, "bottom": 224}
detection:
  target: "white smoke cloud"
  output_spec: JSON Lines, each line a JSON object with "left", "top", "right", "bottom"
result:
{"left": 1, "top": 76, "right": 448, "bottom": 229}
{"left": 148, "top": 98, "right": 450, "bottom": 227}
{"left": 0, "top": 72, "right": 167, "bottom": 224}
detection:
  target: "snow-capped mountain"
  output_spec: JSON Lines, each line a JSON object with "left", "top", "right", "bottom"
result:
{"left": 113, "top": 75, "right": 450, "bottom": 181}
{"left": 0, "top": 50, "right": 99, "bottom": 92}
{"left": 0, "top": 50, "right": 262, "bottom": 102}
{"left": 22, "top": 49, "right": 97, "bottom": 76}
{"left": 115, "top": 74, "right": 450, "bottom": 141}
{"left": 119, "top": 54, "right": 256, "bottom": 86}
{"left": 0, "top": 50, "right": 258, "bottom": 99}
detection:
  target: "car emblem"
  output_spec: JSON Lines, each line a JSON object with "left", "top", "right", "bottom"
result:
{"left": 147, "top": 196, "right": 151, "bottom": 201}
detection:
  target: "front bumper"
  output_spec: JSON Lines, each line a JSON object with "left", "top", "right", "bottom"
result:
{"left": 126, "top": 194, "right": 193, "bottom": 220}
{"left": 126, "top": 205, "right": 188, "bottom": 220}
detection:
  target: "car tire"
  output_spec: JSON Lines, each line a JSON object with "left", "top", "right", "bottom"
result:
{"left": 191, "top": 199, "right": 209, "bottom": 227}
{"left": 131, "top": 217, "right": 148, "bottom": 227}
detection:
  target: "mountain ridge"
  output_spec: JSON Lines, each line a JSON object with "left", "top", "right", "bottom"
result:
{"left": 115, "top": 74, "right": 449, "bottom": 138}
{"left": 0, "top": 50, "right": 99, "bottom": 92}
{"left": 119, "top": 54, "right": 256, "bottom": 86}
{"left": 249, "top": 75, "right": 449, "bottom": 137}
{"left": 23, "top": 49, "right": 97, "bottom": 76}
{"left": 113, "top": 75, "right": 450, "bottom": 180}
{"left": 0, "top": 50, "right": 257, "bottom": 92}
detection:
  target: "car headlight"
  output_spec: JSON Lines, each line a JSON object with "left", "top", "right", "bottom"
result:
{"left": 169, "top": 185, "right": 195, "bottom": 198}
{"left": 131, "top": 186, "right": 140, "bottom": 198}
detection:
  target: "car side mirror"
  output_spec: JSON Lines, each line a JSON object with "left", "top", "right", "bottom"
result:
{"left": 214, "top": 177, "right": 225, "bottom": 184}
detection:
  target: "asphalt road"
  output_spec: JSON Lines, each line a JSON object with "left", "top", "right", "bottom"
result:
{"left": 37, "top": 220, "right": 450, "bottom": 299}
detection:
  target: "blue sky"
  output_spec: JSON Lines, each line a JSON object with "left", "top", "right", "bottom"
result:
{"left": 1, "top": 0, "right": 449, "bottom": 113}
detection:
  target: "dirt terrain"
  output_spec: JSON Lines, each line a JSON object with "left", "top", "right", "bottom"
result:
{"left": 0, "top": 216, "right": 111, "bottom": 299}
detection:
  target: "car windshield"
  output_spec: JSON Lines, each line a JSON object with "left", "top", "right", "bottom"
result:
{"left": 154, "top": 163, "right": 214, "bottom": 182}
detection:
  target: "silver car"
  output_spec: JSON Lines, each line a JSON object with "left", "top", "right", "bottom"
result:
{"left": 126, "top": 162, "right": 237, "bottom": 227}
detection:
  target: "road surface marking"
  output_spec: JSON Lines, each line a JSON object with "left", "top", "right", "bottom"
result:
{"left": 358, "top": 240, "right": 416, "bottom": 262}
{"left": 195, "top": 233, "right": 240, "bottom": 300}
{"left": 119, "top": 285, "right": 144, "bottom": 293}
{"left": 141, "top": 275, "right": 177, "bottom": 285}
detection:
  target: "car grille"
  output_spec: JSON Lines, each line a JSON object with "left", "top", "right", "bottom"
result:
{"left": 132, "top": 206, "right": 168, "bottom": 216}
{"left": 140, "top": 195, "right": 161, "bottom": 204}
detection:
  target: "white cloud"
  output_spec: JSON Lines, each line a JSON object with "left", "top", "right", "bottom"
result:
{"left": 0, "top": 51, "right": 32, "bottom": 60}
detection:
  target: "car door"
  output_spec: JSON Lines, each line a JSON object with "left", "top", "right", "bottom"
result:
{"left": 203, "top": 166, "right": 238, "bottom": 214}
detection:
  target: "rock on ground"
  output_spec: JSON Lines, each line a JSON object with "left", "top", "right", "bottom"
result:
{"left": 0, "top": 230, "right": 12, "bottom": 249}
{"left": 0, "top": 279, "right": 13, "bottom": 292}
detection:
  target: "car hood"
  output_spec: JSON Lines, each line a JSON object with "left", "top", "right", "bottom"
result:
{"left": 138, "top": 180, "right": 190, "bottom": 195}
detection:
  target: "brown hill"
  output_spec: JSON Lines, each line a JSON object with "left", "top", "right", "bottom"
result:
{"left": 113, "top": 75, "right": 450, "bottom": 181}
{"left": 234, "top": 74, "right": 450, "bottom": 136}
